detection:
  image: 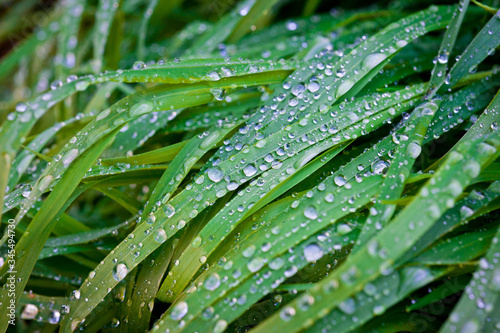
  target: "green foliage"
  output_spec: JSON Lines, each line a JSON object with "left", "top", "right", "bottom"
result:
{"left": 0, "top": 0, "right": 499, "bottom": 332}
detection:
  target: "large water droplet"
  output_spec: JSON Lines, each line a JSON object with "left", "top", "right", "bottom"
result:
{"left": 304, "top": 243, "right": 324, "bottom": 262}
{"left": 170, "top": 301, "right": 188, "bottom": 320}
{"left": 207, "top": 167, "right": 224, "bottom": 182}
{"left": 362, "top": 53, "right": 387, "bottom": 71}
{"left": 113, "top": 263, "right": 129, "bottom": 281}
{"left": 129, "top": 102, "right": 153, "bottom": 117}
{"left": 303, "top": 205, "right": 318, "bottom": 220}
{"left": 335, "top": 80, "right": 355, "bottom": 99}
{"left": 49, "top": 310, "right": 61, "bottom": 324}
{"left": 243, "top": 164, "right": 257, "bottom": 177}
{"left": 163, "top": 204, "right": 175, "bottom": 218}
{"left": 154, "top": 229, "right": 167, "bottom": 243}
{"left": 407, "top": 142, "right": 421, "bottom": 159}
{"left": 21, "top": 304, "right": 38, "bottom": 319}
{"left": 204, "top": 273, "right": 221, "bottom": 291}
{"left": 62, "top": 149, "right": 79, "bottom": 167}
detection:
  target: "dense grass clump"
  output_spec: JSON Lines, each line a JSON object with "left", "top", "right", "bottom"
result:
{"left": 0, "top": 0, "right": 499, "bottom": 332}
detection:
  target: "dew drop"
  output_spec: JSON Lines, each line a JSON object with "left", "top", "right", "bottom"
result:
{"left": 214, "top": 319, "right": 228, "bottom": 333}
{"left": 304, "top": 243, "right": 324, "bottom": 262}
{"left": 62, "top": 149, "right": 79, "bottom": 167}
{"left": 207, "top": 167, "right": 224, "bottom": 182}
{"left": 39, "top": 175, "right": 54, "bottom": 192}
{"left": 163, "top": 204, "right": 176, "bottom": 218}
{"left": 362, "top": 53, "right": 387, "bottom": 71}
{"left": 334, "top": 175, "right": 346, "bottom": 186}
{"left": 75, "top": 81, "right": 89, "bottom": 91}
{"left": 204, "top": 273, "right": 221, "bottom": 291}
{"left": 407, "top": 142, "right": 421, "bottom": 159}
{"left": 21, "top": 304, "right": 38, "bottom": 319}
{"left": 154, "top": 229, "right": 167, "bottom": 243}
{"left": 303, "top": 205, "right": 318, "bottom": 220}
{"left": 335, "top": 79, "right": 355, "bottom": 99}
{"left": 243, "top": 164, "right": 257, "bottom": 177}
{"left": 49, "top": 310, "right": 61, "bottom": 324}
{"left": 170, "top": 301, "right": 188, "bottom": 320}
{"left": 112, "top": 263, "right": 129, "bottom": 281}
{"left": 129, "top": 102, "right": 153, "bottom": 117}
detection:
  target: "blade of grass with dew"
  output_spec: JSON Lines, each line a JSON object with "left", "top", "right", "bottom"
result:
{"left": 92, "top": 0, "right": 119, "bottom": 73}
{"left": 426, "top": 0, "right": 470, "bottom": 97}
{"left": 409, "top": 225, "right": 498, "bottom": 265}
{"left": 439, "top": 223, "right": 500, "bottom": 333}
{"left": 0, "top": 59, "right": 296, "bottom": 223}
{"left": 157, "top": 84, "right": 424, "bottom": 301}
{"left": 251, "top": 129, "right": 500, "bottom": 332}
{"left": 5, "top": 71, "right": 291, "bottom": 231}
{"left": 152, "top": 175, "right": 383, "bottom": 332}
{"left": 182, "top": 0, "right": 260, "bottom": 58}
{"left": 443, "top": 9, "right": 500, "bottom": 89}
{"left": 348, "top": 2, "right": 477, "bottom": 246}
{"left": 137, "top": 0, "right": 159, "bottom": 61}
{"left": 352, "top": 99, "right": 440, "bottom": 252}
{"left": 396, "top": 181, "right": 500, "bottom": 265}
{"left": 308, "top": 265, "right": 456, "bottom": 333}
{"left": 56, "top": 0, "right": 85, "bottom": 79}
{"left": 0, "top": 128, "right": 120, "bottom": 333}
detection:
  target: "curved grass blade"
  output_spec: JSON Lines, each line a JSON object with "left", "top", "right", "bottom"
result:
{"left": 93, "top": 0, "right": 119, "bottom": 72}
{"left": 0, "top": 128, "right": 119, "bottom": 333}
{"left": 439, "top": 224, "right": 500, "bottom": 333}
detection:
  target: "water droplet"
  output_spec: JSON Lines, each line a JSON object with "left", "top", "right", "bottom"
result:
{"left": 21, "top": 304, "right": 38, "bottom": 319}
{"left": 129, "top": 102, "right": 153, "bottom": 117}
{"left": 338, "top": 297, "right": 356, "bottom": 314}
{"left": 70, "top": 290, "right": 81, "bottom": 300}
{"left": 49, "top": 310, "right": 61, "bottom": 324}
{"left": 335, "top": 68, "right": 346, "bottom": 78}
{"left": 396, "top": 40, "right": 408, "bottom": 48}
{"left": 38, "top": 175, "right": 54, "bottom": 192}
{"left": 62, "top": 149, "right": 79, "bottom": 167}
{"left": 280, "top": 307, "right": 296, "bottom": 321}
{"left": 461, "top": 320, "right": 480, "bottom": 333}
{"left": 307, "top": 82, "right": 320, "bottom": 93}
{"left": 304, "top": 243, "right": 323, "bottom": 262}
{"left": 214, "top": 319, "right": 228, "bottom": 333}
{"left": 407, "top": 142, "right": 421, "bottom": 159}
{"left": 112, "top": 263, "right": 129, "bottom": 281}
{"left": 204, "top": 273, "right": 221, "bottom": 291}
{"left": 75, "top": 81, "right": 89, "bottom": 91}
{"left": 154, "top": 229, "right": 167, "bottom": 243}
{"left": 335, "top": 79, "right": 355, "bottom": 99}
{"left": 286, "top": 22, "right": 298, "bottom": 31}
{"left": 303, "top": 205, "right": 318, "bottom": 220}
{"left": 15, "top": 103, "right": 27, "bottom": 112}
{"left": 247, "top": 257, "right": 265, "bottom": 272}
{"left": 207, "top": 167, "right": 224, "bottom": 182}
{"left": 362, "top": 53, "right": 387, "bottom": 71}
{"left": 373, "top": 305, "right": 385, "bottom": 315}
{"left": 163, "top": 204, "right": 176, "bottom": 218}
{"left": 334, "top": 175, "right": 346, "bottom": 186}
{"left": 437, "top": 52, "right": 449, "bottom": 64}
{"left": 243, "top": 164, "right": 257, "bottom": 177}
{"left": 207, "top": 71, "right": 221, "bottom": 81}
{"left": 192, "top": 236, "right": 202, "bottom": 248}
{"left": 211, "top": 88, "right": 226, "bottom": 101}
{"left": 170, "top": 301, "right": 188, "bottom": 320}
{"left": 463, "top": 160, "right": 480, "bottom": 178}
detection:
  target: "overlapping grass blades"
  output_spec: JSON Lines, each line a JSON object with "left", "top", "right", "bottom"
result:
{"left": 0, "top": 0, "right": 499, "bottom": 332}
